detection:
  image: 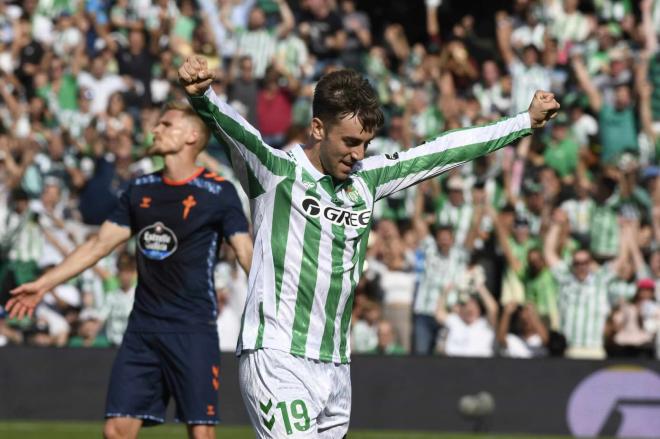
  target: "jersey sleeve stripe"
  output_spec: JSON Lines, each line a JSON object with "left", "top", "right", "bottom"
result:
{"left": 357, "top": 113, "right": 532, "bottom": 200}
{"left": 188, "top": 89, "right": 294, "bottom": 189}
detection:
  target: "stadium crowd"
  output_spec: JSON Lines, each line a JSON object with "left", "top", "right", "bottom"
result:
{"left": 0, "top": 0, "right": 659, "bottom": 361}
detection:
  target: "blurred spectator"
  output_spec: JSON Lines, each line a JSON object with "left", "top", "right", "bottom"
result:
{"left": 338, "top": 0, "right": 371, "bottom": 71}
{"left": 215, "top": 243, "right": 248, "bottom": 352}
{"left": 497, "top": 302, "right": 549, "bottom": 358}
{"left": 541, "top": 113, "right": 580, "bottom": 179}
{"left": 572, "top": 50, "right": 641, "bottom": 165}
{"left": 236, "top": 0, "right": 293, "bottom": 79}
{"left": 369, "top": 220, "right": 416, "bottom": 353}
{"left": 604, "top": 278, "right": 660, "bottom": 358}
{"left": 34, "top": 265, "right": 82, "bottom": 347}
{"left": 412, "top": 185, "right": 469, "bottom": 355}
{"left": 371, "top": 320, "right": 406, "bottom": 355}
{"left": 435, "top": 283, "right": 498, "bottom": 357}
{"left": 97, "top": 252, "right": 136, "bottom": 347}
{"left": 524, "top": 248, "right": 559, "bottom": 330}
{"left": 489, "top": 203, "right": 538, "bottom": 305}
{"left": 496, "top": 10, "right": 550, "bottom": 115}
{"left": 435, "top": 176, "right": 474, "bottom": 247}
{"left": 544, "top": 209, "right": 627, "bottom": 359}
{"left": 351, "top": 296, "right": 381, "bottom": 353}
{"left": 77, "top": 133, "right": 137, "bottom": 225}
{"left": 0, "top": 188, "right": 43, "bottom": 292}
{"left": 77, "top": 55, "right": 128, "bottom": 115}
{"left": 257, "top": 63, "right": 299, "bottom": 148}
{"left": 298, "top": 0, "right": 346, "bottom": 76}
{"left": 229, "top": 55, "right": 259, "bottom": 126}
{"left": 472, "top": 59, "right": 511, "bottom": 118}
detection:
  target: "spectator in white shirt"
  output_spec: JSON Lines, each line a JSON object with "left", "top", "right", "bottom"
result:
{"left": 436, "top": 283, "right": 498, "bottom": 357}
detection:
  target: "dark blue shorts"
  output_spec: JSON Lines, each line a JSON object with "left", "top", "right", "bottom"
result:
{"left": 105, "top": 331, "right": 221, "bottom": 425}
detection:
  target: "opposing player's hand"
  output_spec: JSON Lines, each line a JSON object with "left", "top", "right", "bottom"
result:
{"left": 5, "top": 280, "right": 49, "bottom": 319}
{"left": 178, "top": 55, "right": 214, "bottom": 96}
{"left": 527, "top": 90, "right": 560, "bottom": 129}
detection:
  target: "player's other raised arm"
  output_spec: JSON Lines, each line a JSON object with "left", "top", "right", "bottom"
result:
{"left": 358, "top": 90, "right": 559, "bottom": 200}
{"left": 179, "top": 56, "right": 293, "bottom": 198}
{"left": 6, "top": 221, "right": 131, "bottom": 319}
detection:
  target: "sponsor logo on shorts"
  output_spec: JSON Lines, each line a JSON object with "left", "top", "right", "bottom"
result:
{"left": 385, "top": 152, "right": 399, "bottom": 160}
{"left": 260, "top": 399, "right": 275, "bottom": 431}
{"left": 301, "top": 196, "right": 371, "bottom": 228}
{"left": 137, "top": 222, "right": 178, "bottom": 260}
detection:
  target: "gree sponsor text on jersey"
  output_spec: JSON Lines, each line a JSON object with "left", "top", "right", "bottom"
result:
{"left": 301, "top": 196, "right": 371, "bottom": 228}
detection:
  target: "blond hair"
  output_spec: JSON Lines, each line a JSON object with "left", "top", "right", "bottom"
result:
{"left": 162, "top": 101, "right": 211, "bottom": 150}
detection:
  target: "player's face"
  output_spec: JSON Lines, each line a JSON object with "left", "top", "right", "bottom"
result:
{"left": 149, "top": 110, "right": 190, "bottom": 156}
{"left": 317, "top": 115, "right": 374, "bottom": 181}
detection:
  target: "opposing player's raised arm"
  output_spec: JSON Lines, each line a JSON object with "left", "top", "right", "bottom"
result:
{"left": 6, "top": 220, "right": 131, "bottom": 319}
{"left": 179, "top": 56, "right": 294, "bottom": 198}
{"left": 358, "top": 91, "right": 559, "bottom": 200}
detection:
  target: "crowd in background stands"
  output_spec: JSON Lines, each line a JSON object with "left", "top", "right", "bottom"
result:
{"left": 0, "top": 0, "right": 659, "bottom": 360}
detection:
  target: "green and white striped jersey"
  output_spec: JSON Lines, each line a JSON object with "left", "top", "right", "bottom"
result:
{"left": 189, "top": 88, "right": 532, "bottom": 363}
{"left": 552, "top": 262, "right": 613, "bottom": 350}
{"left": 413, "top": 237, "right": 467, "bottom": 316}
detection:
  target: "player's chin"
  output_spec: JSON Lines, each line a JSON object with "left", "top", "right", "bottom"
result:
{"left": 332, "top": 166, "right": 351, "bottom": 181}
{"left": 147, "top": 145, "right": 172, "bottom": 156}
{"left": 146, "top": 144, "right": 161, "bottom": 156}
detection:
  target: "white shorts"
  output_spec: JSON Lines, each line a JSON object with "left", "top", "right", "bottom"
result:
{"left": 239, "top": 348, "right": 351, "bottom": 438}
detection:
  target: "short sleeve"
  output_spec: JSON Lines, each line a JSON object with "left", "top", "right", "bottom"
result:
{"left": 107, "top": 183, "right": 132, "bottom": 229}
{"left": 219, "top": 181, "right": 249, "bottom": 239}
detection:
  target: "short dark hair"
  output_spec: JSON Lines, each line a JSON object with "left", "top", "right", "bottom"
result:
{"left": 313, "top": 70, "right": 384, "bottom": 133}
{"left": 431, "top": 224, "right": 454, "bottom": 237}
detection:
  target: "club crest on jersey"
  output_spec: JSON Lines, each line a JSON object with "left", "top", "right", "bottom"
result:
{"left": 137, "top": 222, "right": 178, "bottom": 260}
{"left": 344, "top": 185, "right": 362, "bottom": 204}
{"left": 301, "top": 196, "right": 371, "bottom": 228}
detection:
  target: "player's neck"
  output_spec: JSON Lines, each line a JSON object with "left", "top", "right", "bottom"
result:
{"left": 302, "top": 141, "right": 325, "bottom": 175}
{"left": 162, "top": 154, "right": 201, "bottom": 182}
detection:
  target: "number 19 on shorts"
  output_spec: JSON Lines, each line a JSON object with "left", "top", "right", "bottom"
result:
{"left": 260, "top": 399, "right": 310, "bottom": 434}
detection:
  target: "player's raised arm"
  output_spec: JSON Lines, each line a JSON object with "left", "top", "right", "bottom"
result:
{"left": 5, "top": 220, "right": 131, "bottom": 319}
{"left": 179, "top": 55, "right": 294, "bottom": 198}
{"left": 358, "top": 90, "right": 559, "bottom": 201}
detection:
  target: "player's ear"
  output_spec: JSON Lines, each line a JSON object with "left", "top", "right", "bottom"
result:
{"left": 186, "top": 127, "right": 200, "bottom": 149}
{"left": 310, "top": 117, "right": 325, "bottom": 142}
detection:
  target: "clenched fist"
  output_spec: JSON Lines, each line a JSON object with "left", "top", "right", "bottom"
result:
{"left": 178, "top": 55, "right": 214, "bottom": 96}
{"left": 528, "top": 91, "right": 560, "bottom": 128}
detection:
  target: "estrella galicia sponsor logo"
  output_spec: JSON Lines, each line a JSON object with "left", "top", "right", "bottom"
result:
{"left": 567, "top": 366, "right": 660, "bottom": 438}
{"left": 137, "top": 222, "right": 178, "bottom": 260}
{"left": 301, "top": 196, "right": 371, "bottom": 228}
{"left": 384, "top": 152, "right": 399, "bottom": 160}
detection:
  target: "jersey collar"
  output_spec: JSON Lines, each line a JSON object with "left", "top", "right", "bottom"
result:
{"left": 291, "top": 144, "right": 326, "bottom": 181}
{"left": 162, "top": 167, "right": 205, "bottom": 186}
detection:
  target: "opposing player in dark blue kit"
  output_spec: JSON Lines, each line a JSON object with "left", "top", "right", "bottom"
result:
{"left": 6, "top": 102, "right": 253, "bottom": 439}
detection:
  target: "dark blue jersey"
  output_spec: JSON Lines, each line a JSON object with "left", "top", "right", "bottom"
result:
{"left": 108, "top": 167, "right": 249, "bottom": 333}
